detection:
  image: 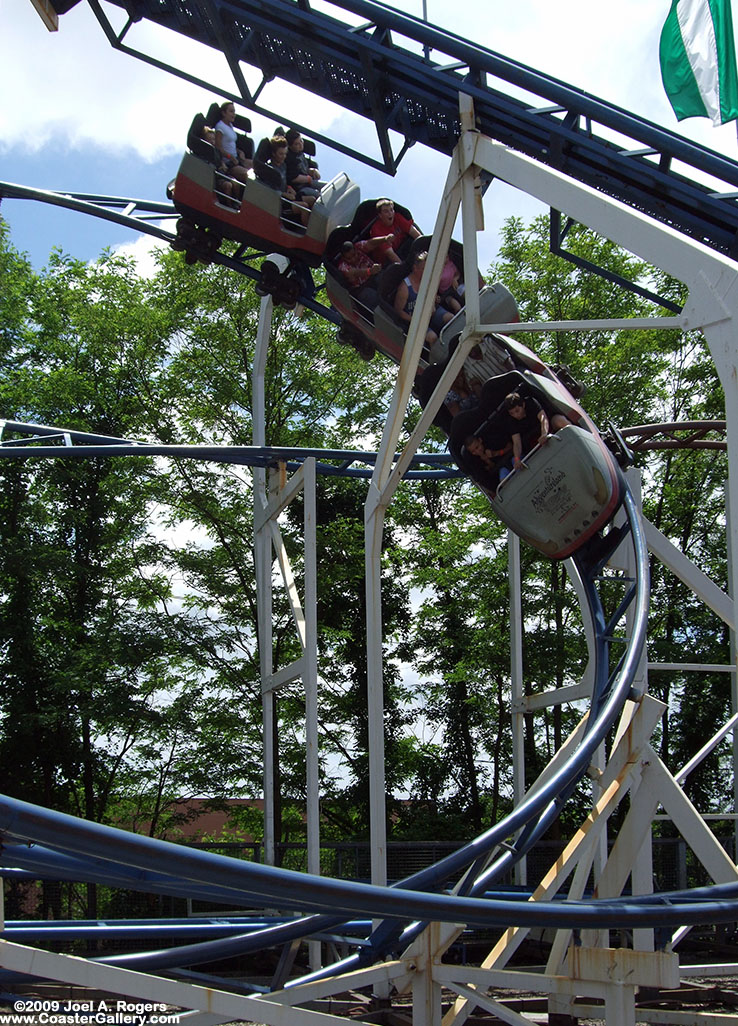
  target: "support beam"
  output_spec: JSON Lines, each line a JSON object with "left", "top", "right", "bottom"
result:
{"left": 27, "top": 0, "right": 58, "bottom": 30}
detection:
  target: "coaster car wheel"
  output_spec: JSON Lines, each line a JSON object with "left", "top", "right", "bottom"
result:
{"left": 197, "top": 229, "right": 222, "bottom": 265}
{"left": 553, "top": 363, "right": 586, "bottom": 399}
{"left": 603, "top": 421, "right": 634, "bottom": 468}
{"left": 175, "top": 218, "right": 197, "bottom": 242}
{"left": 336, "top": 321, "right": 376, "bottom": 361}
{"left": 356, "top": 335, "right": 377, "bottom": 361}
{"left": 256, "top": 254, "right": 302, "bottom": 309}
{"left": 172, "top": 218, "right": 199, "bottom": 255}
{"left": 275, "top": 275, "right": 301, "bottom": 310}
{"left": 256, "top": 258, "right": 283, "bottom": 298}
{"left": 178, "top": 227, "right": 222, "bottom": 266}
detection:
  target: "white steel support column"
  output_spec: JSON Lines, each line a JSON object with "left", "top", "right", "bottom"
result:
{"left": 627, "top": 470, "right": 654, "bottom": 955}
{"left": 364, "top": 498, "right": 388, "bottom": 891}
{"left": 411, "top": 923, "right": 444, "bottom": 1026}
{"left": 252, "top": 300, "right": 320, "bottom": 917}
{"left": 303, "top": 457, "right": 320, "bottom": 971}
{"left": 364, "top": 110, "right": 470, "bottom": 893}
{"left": 728, "top": 487, "right": 738, "bottom": 863}
{"left": 508, "top": 529, "right": 526, "bottom": 887}
{"left": 304, "top": 455, "right": 319, "bottom": 881}
{"left": 699, "top": 330, "right": 738, "bottom": 698}
{"left": 253, "top": 295, "right": 277, "bottom": 866}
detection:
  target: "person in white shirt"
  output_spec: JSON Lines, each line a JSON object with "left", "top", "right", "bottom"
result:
{"left": 214, "top": 102, "right": 251, "bottom": 184}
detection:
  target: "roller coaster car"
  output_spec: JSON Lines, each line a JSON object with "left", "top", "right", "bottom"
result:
{"left": 433, "top": 297, "right": 625, "bottom": 560}
{"left": 325, "top": 222, "right": 624, "bottom": 556}
{"left": 169, "top": 110, "right": 361, "bottom": 278}
{"left": 323, "top": 205, "right": 426, "bottom": 361}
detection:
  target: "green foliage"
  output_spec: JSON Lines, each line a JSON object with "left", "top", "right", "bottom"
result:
{"left": 489, "top": 217, "right": 701, "bottom": 429}
{"left": 0, "top": 227, "right": 404, "bottom": 862}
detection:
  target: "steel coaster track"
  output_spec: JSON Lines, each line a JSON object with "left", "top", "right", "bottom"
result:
{"left": 76, "top": 0, "right": 738, "bottom": 258}
{"left": 292, "top": 487, "right": 650, "bottom": 981}
{"left": 0, "top": 419, "right": 461, "bottom": 480}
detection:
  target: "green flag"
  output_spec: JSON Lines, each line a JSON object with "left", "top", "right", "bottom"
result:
{"left": 660, "top": 0, "right": 738, "bottom": 124}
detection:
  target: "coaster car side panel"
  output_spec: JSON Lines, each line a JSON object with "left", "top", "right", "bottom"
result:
{"left": 492, "top": 425, "right": 623, "bottom": 558}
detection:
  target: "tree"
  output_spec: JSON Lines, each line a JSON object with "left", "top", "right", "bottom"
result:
{"left": 0, "top": 243, "right": 177, "bottom": 826}
{"left": 1, "top": 208, "right": 731, "bottom": 893}
{"left": 389, "top": 478, "right": 513, "bottom": 837}
{"left": 141, "top": 250, "right": 406, "bottom": 847}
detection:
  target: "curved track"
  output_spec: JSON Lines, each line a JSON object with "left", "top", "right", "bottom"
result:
{"left": 0, "top": 434, "right": 734, "bottom": 1004}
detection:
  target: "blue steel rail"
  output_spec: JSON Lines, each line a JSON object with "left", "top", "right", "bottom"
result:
{"left": 0, "top": 419, "right": 459, "bottom": 479}
{"left": 72, "top": 0, "right": 738, "bottom": 258}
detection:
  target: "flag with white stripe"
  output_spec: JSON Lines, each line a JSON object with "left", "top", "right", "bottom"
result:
{"left": 660, "top": 0, "right": 738, "bottom": 124}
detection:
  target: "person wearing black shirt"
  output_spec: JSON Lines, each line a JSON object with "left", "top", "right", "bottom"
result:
{"left": 500, "top": 392, "right": 570, "bottom": 477}
{"left": 285, "top": 129, "right": 325, "bottom": 207}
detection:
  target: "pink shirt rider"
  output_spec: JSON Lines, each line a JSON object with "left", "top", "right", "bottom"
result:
{"left": 439, "top": 256, "right": 459, "bottom": 292}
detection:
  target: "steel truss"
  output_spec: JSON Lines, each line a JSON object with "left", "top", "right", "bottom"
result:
{"left": 206, "top": 99, "right": 738, "bottom": 1023}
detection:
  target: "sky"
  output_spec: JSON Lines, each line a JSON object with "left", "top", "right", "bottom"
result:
{"left": 3, "top": 0, "right": 738, "bottom": 276}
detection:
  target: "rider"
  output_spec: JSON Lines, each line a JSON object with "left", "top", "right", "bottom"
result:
{"left": 393, "top": 251, "right": 455, "bottom": 344}
{"left": 369, "top": 199, "right": 421, "bottom": 265}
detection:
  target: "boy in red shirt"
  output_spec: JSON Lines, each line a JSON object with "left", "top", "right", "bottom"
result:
{"left": 369, "top": 199, "right": 421, "bottom": 264}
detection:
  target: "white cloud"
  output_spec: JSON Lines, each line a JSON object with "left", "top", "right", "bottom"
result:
{"left": 111, "top": 231, "right": 169, "bottom": 278}
{"left": 2, "top": 0, "right": 358, "bottom": 163}
{"left": 3, "top": 3, "right": 225, "bottom": 160}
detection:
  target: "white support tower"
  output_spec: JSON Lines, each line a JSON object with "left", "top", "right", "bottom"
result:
{"left": 252, "top": 296, "right": 321, "bottom": 975}
{"left": 239, "top": 95, "right": 738, "bottom": 1024}
{"left": 359, "top": 95, "right": 738, "bottom": 1024}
